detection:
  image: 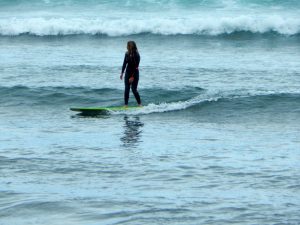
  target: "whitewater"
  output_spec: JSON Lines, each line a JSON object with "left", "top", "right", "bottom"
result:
{"left": 1, "top": 0, "right": 300, "bottom": 36}
{"left": 1, "top": 15, "right": 300, "bottom": 36}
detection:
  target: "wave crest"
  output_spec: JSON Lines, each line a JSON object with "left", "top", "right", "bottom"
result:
{"left": 1, "top": 15, "right": 299, "bottom": 36}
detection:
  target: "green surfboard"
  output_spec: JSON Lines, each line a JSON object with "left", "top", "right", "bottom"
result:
{"left": 70, "top": 106, "right": 140, "bottom": 114}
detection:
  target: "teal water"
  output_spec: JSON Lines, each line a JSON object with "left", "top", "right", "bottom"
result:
{"left": 1, "top": 1, "right": 300, "bottom": 224}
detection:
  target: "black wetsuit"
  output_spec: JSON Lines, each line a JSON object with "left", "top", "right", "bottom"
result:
{"left": 121, "top": 51, "right": 141, "bottom": 105}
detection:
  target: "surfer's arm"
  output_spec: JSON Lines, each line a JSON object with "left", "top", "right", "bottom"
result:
{"left": 121, "top": 53, "right": 127, "bottom": 74}
{"left": 120, "top": 53, "right": 127, "bottom": 80}
{"left": 136, "top": 53, "right": 140, "bottom": 68}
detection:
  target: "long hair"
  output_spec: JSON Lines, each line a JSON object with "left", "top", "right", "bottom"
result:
{"left": 127, "top": 41, "right": 138, "bottom": 55}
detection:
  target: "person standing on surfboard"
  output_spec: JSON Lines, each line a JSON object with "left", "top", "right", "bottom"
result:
{"left": 120, "top": 41, "right": 142, "bottom": 107}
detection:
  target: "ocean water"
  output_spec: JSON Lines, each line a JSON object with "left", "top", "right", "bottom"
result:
{"left": 1, "top": 0, "right": 300, "bottom": 224}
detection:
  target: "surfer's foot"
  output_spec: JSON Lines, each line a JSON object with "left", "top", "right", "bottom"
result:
{"left": 124, "top": 105, "right": 128, "bottom": 108}
{"left": 138, "top": 104, "right": 142, "bottom": 107}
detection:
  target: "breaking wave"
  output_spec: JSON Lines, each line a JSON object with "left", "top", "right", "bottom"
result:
{"left": 0, "top": 15, "right": 299, "bottom": 36}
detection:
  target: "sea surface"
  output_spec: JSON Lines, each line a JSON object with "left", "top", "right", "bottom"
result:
{"left": 1, "top": 0, "right": 300, "bottom": 224}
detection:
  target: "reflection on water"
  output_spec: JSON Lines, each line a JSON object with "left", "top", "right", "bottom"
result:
{"left": 121, "top": 116, "right": 144, "bottom": 148}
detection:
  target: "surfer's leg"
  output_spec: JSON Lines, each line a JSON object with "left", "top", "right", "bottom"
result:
{"left": 131, "top": 78, "right": 141, "bottom": 105}
{"left": 124, "top": 79, "right": 130, "bottom": 106}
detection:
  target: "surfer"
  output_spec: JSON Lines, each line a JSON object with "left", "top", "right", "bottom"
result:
{"left": 120, "top": 41, "right": 142, "bottom": 107}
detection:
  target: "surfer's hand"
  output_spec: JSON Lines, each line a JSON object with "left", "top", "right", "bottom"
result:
{"left": 129, "top": 76, "right": 134, "bottom": 83}
{"left": 120, "top": 73, "right": 123, "bottom": 80}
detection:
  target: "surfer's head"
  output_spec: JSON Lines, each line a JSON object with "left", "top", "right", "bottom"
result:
{"left": 127, "top": 41, "right": 138, "bottom": 54}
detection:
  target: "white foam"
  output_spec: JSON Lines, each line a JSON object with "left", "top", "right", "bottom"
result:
{"left": 0, "top": 15, "right": 299, "bottom": 36}
{"left": 111, "top": 89, "right": 300, "bottom": 115}
{"left": 111, "top": 91, "right": 223, "bottom": 115}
